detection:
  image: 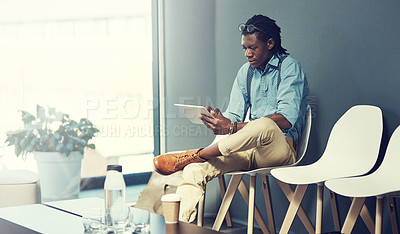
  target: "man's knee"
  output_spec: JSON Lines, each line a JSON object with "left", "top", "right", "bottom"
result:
{"left": 246, "top": 117, "right": 280, "bottom": 136}
{"left": 253, "top": 117, "right": 277, "bottom": 128}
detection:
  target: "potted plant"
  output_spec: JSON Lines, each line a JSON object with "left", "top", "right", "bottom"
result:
{"left": 5, "top": 105, "right": 99, "bottom": 202}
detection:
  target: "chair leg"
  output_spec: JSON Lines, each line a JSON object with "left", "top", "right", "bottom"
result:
{"left": 212, "top": 174, "right": 243, "bottom": 231}
{"left": 359, "top": 199, "right": 375, "bottom": 233}
{"left": 329, "top": 190, "right": 341, "bottom": 232}
{"left": 247, "top": 175, "right": 256, "bottom": 234}
{"left": 278, "top": 184, "right": 308, "bottom": 234}
{"left": 197, "top": 193, "right": 204, "bottom": 227}
{"left": 217, "top": 175, "right": 233, "bottom": 227}
{"left": 342, "top": 197, "right": 366, "bottom": 233}
{"left": 375, "top": 197, "right": 383, "bottom": 234}
{"left": 276, "top": 181, "right": 315, "bottom": 233}
{"left": 237, "top": 178, "right": 270, "bottom": 234}
{"left": 316, "top": 184, "right": 324, "bottom": 233}
{"left": 388, "top": 196, "right": 399, "bottom": 234}
{"left": 261, "top": 175, "right": 276, "bottom": 234}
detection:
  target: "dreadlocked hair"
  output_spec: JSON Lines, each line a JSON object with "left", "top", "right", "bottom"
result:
{"left": 242, "top": 15, "right": 289, "bottom": 55}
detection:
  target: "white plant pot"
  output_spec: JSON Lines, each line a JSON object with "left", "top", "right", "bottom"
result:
{"left": 34, "top": 151, "right": 83, "bottom": 202}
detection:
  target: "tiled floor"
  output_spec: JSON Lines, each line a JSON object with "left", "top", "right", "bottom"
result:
{"left": 79, "top": 184, "right": 263, "bottom": 233}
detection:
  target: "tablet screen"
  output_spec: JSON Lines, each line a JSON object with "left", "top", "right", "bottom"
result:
{"left": 174, "top": 104, "right": 215, "bottom": 124}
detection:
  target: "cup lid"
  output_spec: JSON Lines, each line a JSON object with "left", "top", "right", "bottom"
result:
{"left": 107, "top": 165, "right": 122, "bottom": 172}
{"left": 161, "top": 193, "right": 181, "bottom": 202}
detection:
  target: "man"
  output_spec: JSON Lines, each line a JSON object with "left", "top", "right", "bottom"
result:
{"left": 153, "top": 14, "right": 309, "bottom": 222}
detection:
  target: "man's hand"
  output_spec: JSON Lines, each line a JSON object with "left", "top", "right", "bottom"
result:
{"left": 200, "top": 106, "right": 231, "bottom": 135}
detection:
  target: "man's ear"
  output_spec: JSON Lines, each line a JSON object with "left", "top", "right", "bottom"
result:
{"left": 267, "top": 38, "right": 275, "bottom": 50}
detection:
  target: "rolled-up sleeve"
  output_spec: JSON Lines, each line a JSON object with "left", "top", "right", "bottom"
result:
{"left": 223, "top": 64, "right": 250, "bottom": 123}
{"left": 276, "top": 58, "right": 307, "bottom": 128}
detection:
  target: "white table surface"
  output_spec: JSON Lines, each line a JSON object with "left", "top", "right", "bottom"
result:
{"left": 0, "top": 203, "right": 84, "bottom": 234}
{"left": 45, "top": 197, "right": 104, "bottom": 216}
{"left": 0, "top": 197, "right": 104, "bottom": 234}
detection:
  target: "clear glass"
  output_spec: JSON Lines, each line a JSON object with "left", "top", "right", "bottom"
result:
{"left": 105, "top": 189, "right": 127, "bottom": 230}
{"left": 129, "top": 207, "right": 150, "bottom": 233}
{"left": 82, "top": 208, "right": 107, "bottom": 234}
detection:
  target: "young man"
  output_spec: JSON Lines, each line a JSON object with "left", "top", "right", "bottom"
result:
{"left": 153, "top": 14, "right": 309, "bottom": 222}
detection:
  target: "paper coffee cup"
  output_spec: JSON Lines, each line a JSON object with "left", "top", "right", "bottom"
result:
{"left": 161, "top": 194, "right": 181, "bottom": 224}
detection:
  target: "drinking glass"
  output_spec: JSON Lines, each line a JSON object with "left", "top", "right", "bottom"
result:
{"left": 129, "top": 207, "right": 150, "bottom": 233}
{"left": 82, "top": 208, "right": 106, "bottom": 233}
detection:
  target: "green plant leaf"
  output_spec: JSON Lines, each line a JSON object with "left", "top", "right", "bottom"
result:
{"left": 66, "top": 143, "right": 74, "bottom": 152}
{"left": 56, "top": 143, "right": 65, "bottom": 152}
{"left": 52, "top": 132, "right": 61, "bottom": 141}
{"left": 20, "top": 111, "right": 36, "bottom": 126}
{"left": 40, "top": 134, "right": 49, "bottom": 144}
{"left": 14, "top": 144, "right": 21, "bottom": 157}
{"left": 6, "top": 105, "right": 98, "bottom": 156}
{"left": 67, "top": 135, "right": 86, "bottom": 146}
{"left": 36, "top": 105, "right": 46, "bottom": 122}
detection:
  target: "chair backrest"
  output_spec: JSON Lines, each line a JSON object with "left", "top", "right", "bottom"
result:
{"left": 325, "top": 124, "right": 400, "bottom": 197}
{"left": 374, "top": 125, "right": 400, "bottom": 177}
{"left": 293, "top": 105, "right": 312, "bottom": 165}
{"left": 315, "top": 105, "right": 382, "bottom": 177}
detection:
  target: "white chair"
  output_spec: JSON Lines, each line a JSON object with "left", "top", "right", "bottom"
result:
{"left": 0, "top": 170, "right": 40, "bottom": 208}
{"left": 325, "top": 125, "right": 400, "bottom": 234}
{"left": 271, "top": 105, "right": 383, "bottom": 234}
{"left": 207, "top": 105, "right": 312, "bottom": 234}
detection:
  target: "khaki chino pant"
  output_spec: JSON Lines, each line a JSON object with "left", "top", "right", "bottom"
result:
{"left": 176, "top": 117, "right": 297, "bottom": 222}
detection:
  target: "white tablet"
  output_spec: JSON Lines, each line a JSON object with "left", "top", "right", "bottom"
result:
{"left": 174, "top": 104, "right": 215, "bottom": 124}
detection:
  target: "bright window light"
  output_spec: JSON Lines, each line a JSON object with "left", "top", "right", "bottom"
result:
{"left": 0, "top": 0, "right": 154, "bottom": 175}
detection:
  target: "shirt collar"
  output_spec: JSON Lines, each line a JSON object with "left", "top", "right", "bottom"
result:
{"left": 268, "top": 54, "right": 280, "bottom": 68}
{"left": 257, "top": 54, "right": 280, "bottom": 73}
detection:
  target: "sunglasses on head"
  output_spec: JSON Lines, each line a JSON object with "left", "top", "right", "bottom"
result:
{"left": 238, "top": 23, "right": 266, "bottom": 34}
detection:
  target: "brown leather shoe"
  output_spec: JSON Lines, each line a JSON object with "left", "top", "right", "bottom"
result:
{"left": 153, "top": 148, "right": 205, "bottom": 175}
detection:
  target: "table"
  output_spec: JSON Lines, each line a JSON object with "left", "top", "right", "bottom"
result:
{"left": 0, "top": 197, "right": 222, "bottom": 234}
{"left": 0, "top": 217, "right": 40, "bottom": 234}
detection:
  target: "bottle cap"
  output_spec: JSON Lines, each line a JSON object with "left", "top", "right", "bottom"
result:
{"left": 107, "top": 165, "right": 122, "bottom": 172}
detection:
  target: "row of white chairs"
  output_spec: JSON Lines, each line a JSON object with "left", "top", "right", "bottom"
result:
{"left": 199, "top": 105, "right": 399, "bottom": 234}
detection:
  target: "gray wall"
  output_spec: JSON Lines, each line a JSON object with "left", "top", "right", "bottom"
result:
{"left": 162, "top": 0, "right": 223, "bottom": 216}
{"left": 215, "top": 0, "right": 400, "bottom": 233}
{"left": 163, "top": 0, "right": 400, "bottom": 233}
{"left": 163, "top": 0, "right": 216, "bottom": 152}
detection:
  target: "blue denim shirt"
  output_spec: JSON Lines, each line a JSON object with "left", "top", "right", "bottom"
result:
{"left": 224, "top": 54, "right": 309, "bottom": 143}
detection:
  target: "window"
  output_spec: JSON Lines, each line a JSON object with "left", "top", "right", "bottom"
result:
{"left": 0, "top": 0, "right": 155, "bottom": 176}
